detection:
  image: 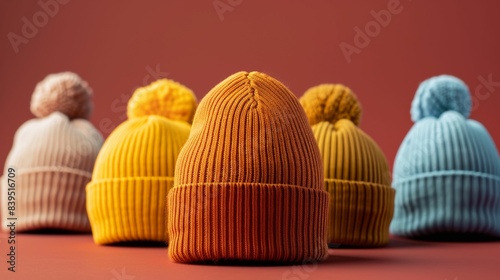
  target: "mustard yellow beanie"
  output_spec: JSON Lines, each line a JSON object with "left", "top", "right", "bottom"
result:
{"left": 86, "top": 78, "right": 197, "bottom": 245}
{"left": 300, "top": 84, "right": 395, "bottom": 247}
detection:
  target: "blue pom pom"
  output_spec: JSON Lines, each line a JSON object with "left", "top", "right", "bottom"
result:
{"left": 411, "top": 75, "right": 471, "bottom": 122}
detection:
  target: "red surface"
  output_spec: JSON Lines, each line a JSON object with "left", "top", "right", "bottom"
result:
{"left": 0, "top": 232, "right": 499, "bottom": 279}
{"left": 1, "top": 0, "right": 500, "bottom": 172}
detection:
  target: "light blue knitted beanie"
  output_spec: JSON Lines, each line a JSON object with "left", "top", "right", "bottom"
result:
{"left": 390, "top": 75, "right": 500, "bottom": 238}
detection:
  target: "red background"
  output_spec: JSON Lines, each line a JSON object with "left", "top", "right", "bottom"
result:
{"left": 1, "top": 0, "right": 499, "bottom": 171}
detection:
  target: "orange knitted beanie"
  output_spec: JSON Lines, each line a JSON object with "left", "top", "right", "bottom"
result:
{"left": 167, "top": 71, "right": 329, "bottom": 263}
{"left": 300, "top": 84, "right": 395, "bottom": 247}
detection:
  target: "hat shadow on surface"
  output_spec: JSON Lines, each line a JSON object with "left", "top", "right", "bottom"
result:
{"left": 327, "top": 237, "right": 439, "bottom": 249}
{"left": 322, "top": 254, "right": 408, "bottom": 265}
{"left": 106, "top": 241, "right": 167, "bottom": 247}
{"left": 172, "top": 252, "right": 408, "bottom": 267}
{"left": 20, "top": 228, "right": 90, "bottom": 235}
{"left": 411, "top": 232, "right": 499, "bottom": 243}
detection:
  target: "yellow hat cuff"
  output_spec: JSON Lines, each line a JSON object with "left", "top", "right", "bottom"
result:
{"left": 325, "top": 179, "right": 394, "bottom": 247}
{"left": 86, "top": 177, "right": 173, "bottom": 244}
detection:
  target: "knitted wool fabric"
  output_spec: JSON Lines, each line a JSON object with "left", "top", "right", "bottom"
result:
{"left": 391, "top": 75, "right": 500, "bottom": 238}
{"left": 300, "top": 84, "right": 395, "bottom": 247}
{"left": 86, "top": 78, "right": 196, "bottom": 245}
{"left": 167, "top": 71, "right": 329, "bottom": 263}
{"left": 1, "top": 72, "right": 103, "bottom": 232}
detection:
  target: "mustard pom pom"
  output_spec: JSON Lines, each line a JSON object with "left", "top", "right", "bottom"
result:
{"left": 300, "top": 84, "right": 362, "bottom": 126}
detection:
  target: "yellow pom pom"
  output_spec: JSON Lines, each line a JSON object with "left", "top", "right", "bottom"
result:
{"left": 127, "top": 79, "right": 197, "bottom": 123}
{"left": 299, "top": 84, "right": 362, "bottom": 126}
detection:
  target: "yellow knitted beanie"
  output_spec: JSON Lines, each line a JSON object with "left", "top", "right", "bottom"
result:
{"left": 86, "top": 78, "right": 197, "bottom": 245}
{"left": 300, "top": 84, "right": 395, "bottom": 247}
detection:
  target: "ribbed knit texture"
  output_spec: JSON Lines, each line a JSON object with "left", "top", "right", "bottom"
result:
{"left": 86, "top": 78, "right": 196, "bottom": 245}
{"left": 300, "top": 84, "right": 394, "bottom": 247}
{"left": 391, "top": 75, "right": 500, "bottom": 238}
{"left": 1, "top": 113, "right": 102, "bottom": 232}
{"left": 168, "top": 71, "right": 329, "bottom": 263}
{"left": 1, "top": 72, "right": 102, "bottom": 232}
